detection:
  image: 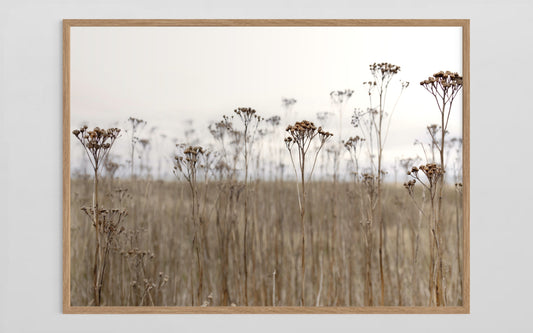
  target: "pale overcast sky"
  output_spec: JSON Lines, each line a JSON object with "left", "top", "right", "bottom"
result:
{"left": 70, "top": 26, "right": 463, "bottom": 180}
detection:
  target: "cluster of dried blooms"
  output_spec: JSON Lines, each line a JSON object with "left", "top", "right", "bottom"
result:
{"left": 81, "top": 207, "right": 127, "bottom": 234}
{"left": 343, "top": 135, "right": 365, "bottom": 151}
{"left": 351, "top": 107, "right": 378, "bottom": 129}
{"left": 173, "top": 145, "right": 208, "bottom": 178}
{"left": 208, "top": 115, "right": 242, "bottom": 178}
{"left": 72, "top": 126, "right": 121, "bottom": 168}
{"left": 127, "top": 117, "right": 146, "bottom": 128}
{"left": 120, "top": 247, "right": 169, "bottom": 306}
{"left": 208, "top": 120, "right": 229, "bottom": 141}
{"left": 370, "top": 62, "right": 401, "bottom": 75}
{"left": 403, "top": 179, "right": 417, "bottom": 196}
{"left": 343, "top": 136, "right": 365, "bottom": 176}
{"left": 234, "top": 107, "right": 264, "bottom": 124}
{"left": 420, "top": 71, "right": 463, "bottom": 113}
{"left": 285, "top": 120, "right": 333, "bottom": 151}
{"left": 281, "top": 97, "right": 297, "bottom": 108}
{"left": 407, "top": 163, "right": 445, "bottom": 188}
{"left": 361, "top": 173, "right": 377, "bottom": 190}
{"left": 330, "top": 89, "right": 354, "bottom": 104}
{"left": 420, "top": 71, "right": 463, "bottom": 89}
{"left": 266, "top": 115, "right": 281, "bottom": 127}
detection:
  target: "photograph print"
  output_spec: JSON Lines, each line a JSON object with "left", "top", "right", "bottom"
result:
{"left": 64, "top": 20, "right": 469, "bottom": 312}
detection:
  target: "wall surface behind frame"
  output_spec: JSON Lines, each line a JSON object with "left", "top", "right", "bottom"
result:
{"left": 1, "top": 0, "right": 532, "bottom": 332}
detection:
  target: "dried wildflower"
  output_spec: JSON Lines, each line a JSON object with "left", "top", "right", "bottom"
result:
{"left": 343, "top": 136, "right": 366, "bottom": 177}
{"left": 209, "top": 116, "right": 241, "bottom": 180}
{"left": 284, "top": 136, "right": 293, "bottom": 149}
{"left": 234, "top": 107, "right": 263, "bottom": 125}
{"left": 365, "top": 63, "right": 404, "bottom": 97}
{"left": 330, "top": 89, "right": 354, "bottom": 104}
{"left": 353, "top": 63, "right": 408, "bottom": 307}
{"left": 73, "top": 126, "right": 121, "bottom": 170}
{"left": 455, "top": 182, "right": 463, "bottom": 193}
{"left": 233, "top": 107, "right": 263, "bottom": 305}
{"left": 173, "top": 145, "right": 208, "bottom": 179}
{"left": 285, "top": 120, "right": 333, "bottom": 154}
{"left": 127, "top": 117, "right": 147, "bottom": 177}
{"left": 284, "top": 120, "right": 332, "bottom": 306}
{"left": 174, "top": 144, "right": 210, "bottom": 305}
{"left": 420, "top": 71, "right": 462, "bottom": 160}
{"left": 420, "top": 70, "right": 463, "bottom": 173}
{"left": 316, "top": 111, "right": 334, "bottom": 123}
{"left": 427, "top": 124, "right": 441, "bottom": 137}
{"left": 138, "top": 138, "right": 150, "bottom": 149}
{"left": 420, "top": 71, "right": 463, "bottom": 94}
{"left": 400, "top": 157, "right": 420, "bottom": 177}
{"left": 406, "top": 162, "right": 447, "bottom": 306}
{"left": 82, "top": 207, "right": 127, "bottom": 235}
{"left": 370, "top": 62, "right": 400, "bottom": 76}
{"left": 361, "top": 173, "right": 376, "bottom": 188}
{"left": 351, "top": 107, "right": 378, "bottom": 129}
{"left": 73, "top": 125, "right": 123, "bottom": 306}
{"left": 343, "top": 136, "right": 365, "bottom": 152}
{"left": 266, "top": 115, "right": 281, "bottom": 127}
{"left": 281, "top": 97, "right": 297, "bottom": 108}
{"left": 330, "top": 89, "right": 354, "bottom": 146}
{"left": 214, "top": 159, "right": 231, "bottom": 176}
{"left": 209, "top": 120, "right": 230, "bottom": 141}
{"left": 407, "top": 163, "right": 445, "bottom": 197}
{"left": 403, "top": 179, "right": 416, "bottom": 196}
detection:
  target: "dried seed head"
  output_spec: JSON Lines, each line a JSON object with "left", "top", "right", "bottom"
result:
{"left": 173, "top": 144, "right": 209, "bottom": 179}
{"left": 330, "top": 89, "right": 354, "bottom": 104}
{"left": 420, "top": 71, "right": 463, "bottom": 91}
{"left": 72, "top": 126, "right": 121, "bottom": 171}
{"left": 281, "top": 97, "right": 297, "bottom": 108}
{"left": 266, "top": 115, "right": 281, "bottom": 127}
{"left": 370, "top": 62, "right": 401, "bottom": 75}
{"left": 403, "top": 179, "right": 416, "bottom": 195}
{"left": 343, "top": 136, "right": 365, "bottom": 151}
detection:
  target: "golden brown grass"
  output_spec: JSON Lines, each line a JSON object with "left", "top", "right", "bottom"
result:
{"left": 70, "top": 177, "right": 462, "bottom": 307}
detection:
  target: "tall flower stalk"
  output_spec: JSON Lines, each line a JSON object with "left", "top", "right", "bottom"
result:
{"left": 127, "top": 117, "right": 146, "bottom": 178}
{"left": 234, "top": 107, "right": 263, "bottom": 306}
{"left": 353, "top": 62, "right": 408, "bottom": 305}
{"left": 73, "top": 126, "right": 122, "bottom": 306}
{"left": 174, "top": 145, "right": 209, "bottom": 305}
{"left": 405, "top": 163, "right": 445, "bottom": 306}
{"left": 419, "top": 71, "right": 463, "bottom": 306}
{"left": 285, "top": 120, "right": 332, "bottom": 306}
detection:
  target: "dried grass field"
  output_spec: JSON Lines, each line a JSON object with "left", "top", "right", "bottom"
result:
{"left": 70, "top": 178, "right": 463, "bottom": 307}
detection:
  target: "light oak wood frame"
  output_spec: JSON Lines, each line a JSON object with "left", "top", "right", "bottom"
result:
{"left": 63, "top": 19, "right": 470, "bottom": 314}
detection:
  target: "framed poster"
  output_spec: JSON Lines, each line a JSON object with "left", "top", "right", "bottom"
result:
{"left": 63, "top": 19, "right": 469, "bottom": 313}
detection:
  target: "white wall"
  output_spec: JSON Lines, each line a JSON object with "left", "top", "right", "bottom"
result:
{"left": 1, "top": 0, "right": 531, "bottom": 332}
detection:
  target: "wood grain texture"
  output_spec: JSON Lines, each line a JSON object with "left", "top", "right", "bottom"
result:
{"left": 63, "top": 19, "right": 468, "bottom": 27}
{"left": 63, "top": 305, "right": 468, "bottom": 314}
{"left": 62, "top": 19, "right": 470, "bottom": 314}
{"left": 63, "top": 19, "right": 71, "bottom": 313}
